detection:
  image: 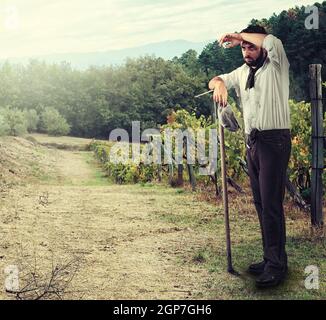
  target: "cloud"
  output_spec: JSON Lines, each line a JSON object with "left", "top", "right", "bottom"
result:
{"left": 0, "top": 0, "right": 317, "bottom": 58}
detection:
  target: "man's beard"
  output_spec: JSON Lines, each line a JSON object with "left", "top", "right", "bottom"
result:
{"left": 245, "top": 49, "right": 265, "bottom": 67}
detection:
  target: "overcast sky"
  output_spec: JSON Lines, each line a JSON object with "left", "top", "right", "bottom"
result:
{"left": 0, "top": 0, "right": 316, "bottom": 58}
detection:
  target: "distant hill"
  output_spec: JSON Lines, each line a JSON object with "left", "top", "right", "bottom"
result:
{"left": 2, "top": 39, "right": 211, "bottom": 69}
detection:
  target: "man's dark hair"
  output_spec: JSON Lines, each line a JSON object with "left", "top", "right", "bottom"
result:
{"left": 241, "top": 25, "right": 268, "bottom": 34}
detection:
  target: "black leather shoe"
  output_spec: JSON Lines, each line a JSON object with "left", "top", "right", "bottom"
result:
{"left": 255, "top": 268, "right": 287, "bottom": 288}
{"left": 247, "top": 261, "right": 266, "bottom": 276}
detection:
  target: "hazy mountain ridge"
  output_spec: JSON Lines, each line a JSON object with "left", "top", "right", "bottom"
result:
{"left": 2, "top": 39, "right": 211, "bottom": 69}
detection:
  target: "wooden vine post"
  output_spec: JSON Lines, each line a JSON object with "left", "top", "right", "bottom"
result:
{"left": 309, "top": 64, "right": 324, "bottom": 228}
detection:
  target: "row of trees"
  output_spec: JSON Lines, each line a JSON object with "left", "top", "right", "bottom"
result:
{"left": 0, "top": 2, "right": 324, "bottom": 138}
{"left": 0, "top": 58, "right": 210, "bottom": 138}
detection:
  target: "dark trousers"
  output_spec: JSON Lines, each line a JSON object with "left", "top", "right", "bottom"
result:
{"left": 246, "top": 129, "right": 292, "bottom": 272}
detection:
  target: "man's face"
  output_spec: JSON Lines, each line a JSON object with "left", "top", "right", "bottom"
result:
{"left": 241, "top": 41, "right": 262, "bottom": 67}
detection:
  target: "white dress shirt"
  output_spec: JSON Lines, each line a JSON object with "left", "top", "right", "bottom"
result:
{"left": 219, "top": 34, "right": 291, "bottom": 135}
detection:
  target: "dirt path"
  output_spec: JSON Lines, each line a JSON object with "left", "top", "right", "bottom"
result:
{"left": 0, "top": 146, "right": 214, "bottom": 300}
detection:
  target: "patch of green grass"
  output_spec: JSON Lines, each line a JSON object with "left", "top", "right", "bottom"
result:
{"left": 156, "top": 206, "right": 224, "bottom": 229}
{"left": 81, "top": 152, "right": 111, "bottom": 186}
{"left": 39, "top": 173, "right": 55, "bottom": 183}
{"left": 29, "top": 161, "right": 55, "bottom": 183}
{"left": 27, "top": 133, "right": 93, "bottom": 147}
{"left": 158, "top": 212, "right": 200, "bottom": 226}
{"left": 176, "top": 188, "right": 185, "bottom": 194}
{"left": 140, "top": 182, "right": 155, "bottom": 188}
{"left": 147, "top": 183, "right": 325, "bottom": 299}
{"left": 193, "top": 248, "right": 211, "bottom": 264}
{"left": 29, "top": 162, "right": 40, "bottom": 175}
{"left": 191, "top": 233, "right": 325, "bottom": 300}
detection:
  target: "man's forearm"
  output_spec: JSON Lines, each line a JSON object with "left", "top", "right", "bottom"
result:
{"left": 240, "top": 32, "right": 267, "bottom": 48}
{"left": 209, "top": 76, "right": 228, "bottom": 106}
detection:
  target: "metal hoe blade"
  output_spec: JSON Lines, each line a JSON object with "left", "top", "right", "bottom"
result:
{"left": 194, "top": 90, "right": 214, "bottom": 99}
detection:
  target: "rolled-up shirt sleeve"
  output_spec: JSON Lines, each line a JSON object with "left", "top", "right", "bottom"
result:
{"left": 218, "top": 68, "right": 240, "bottom": 90}
{"left": 262, "top": 34, "right": 289, "bottom": 70}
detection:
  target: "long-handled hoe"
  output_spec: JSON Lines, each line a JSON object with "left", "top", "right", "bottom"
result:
{"left": 195, "top": 90, "right": 239, "bottom": 276}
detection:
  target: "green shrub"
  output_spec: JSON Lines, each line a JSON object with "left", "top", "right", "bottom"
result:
{"left": 0, "top": 106, "right": 27, "bottom": 136}
{"left": 40, "top": 107, "right": 70, "bottom": 136}
{"left": 90, "top": 141, "right": 158, "bottom": 184}
{"left": 289, "top": 100, "right": 326, "bottom": 193}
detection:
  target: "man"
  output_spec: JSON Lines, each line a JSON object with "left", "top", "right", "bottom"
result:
{"left": 209, "top": 25, "right": 292, "bottom": 288}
